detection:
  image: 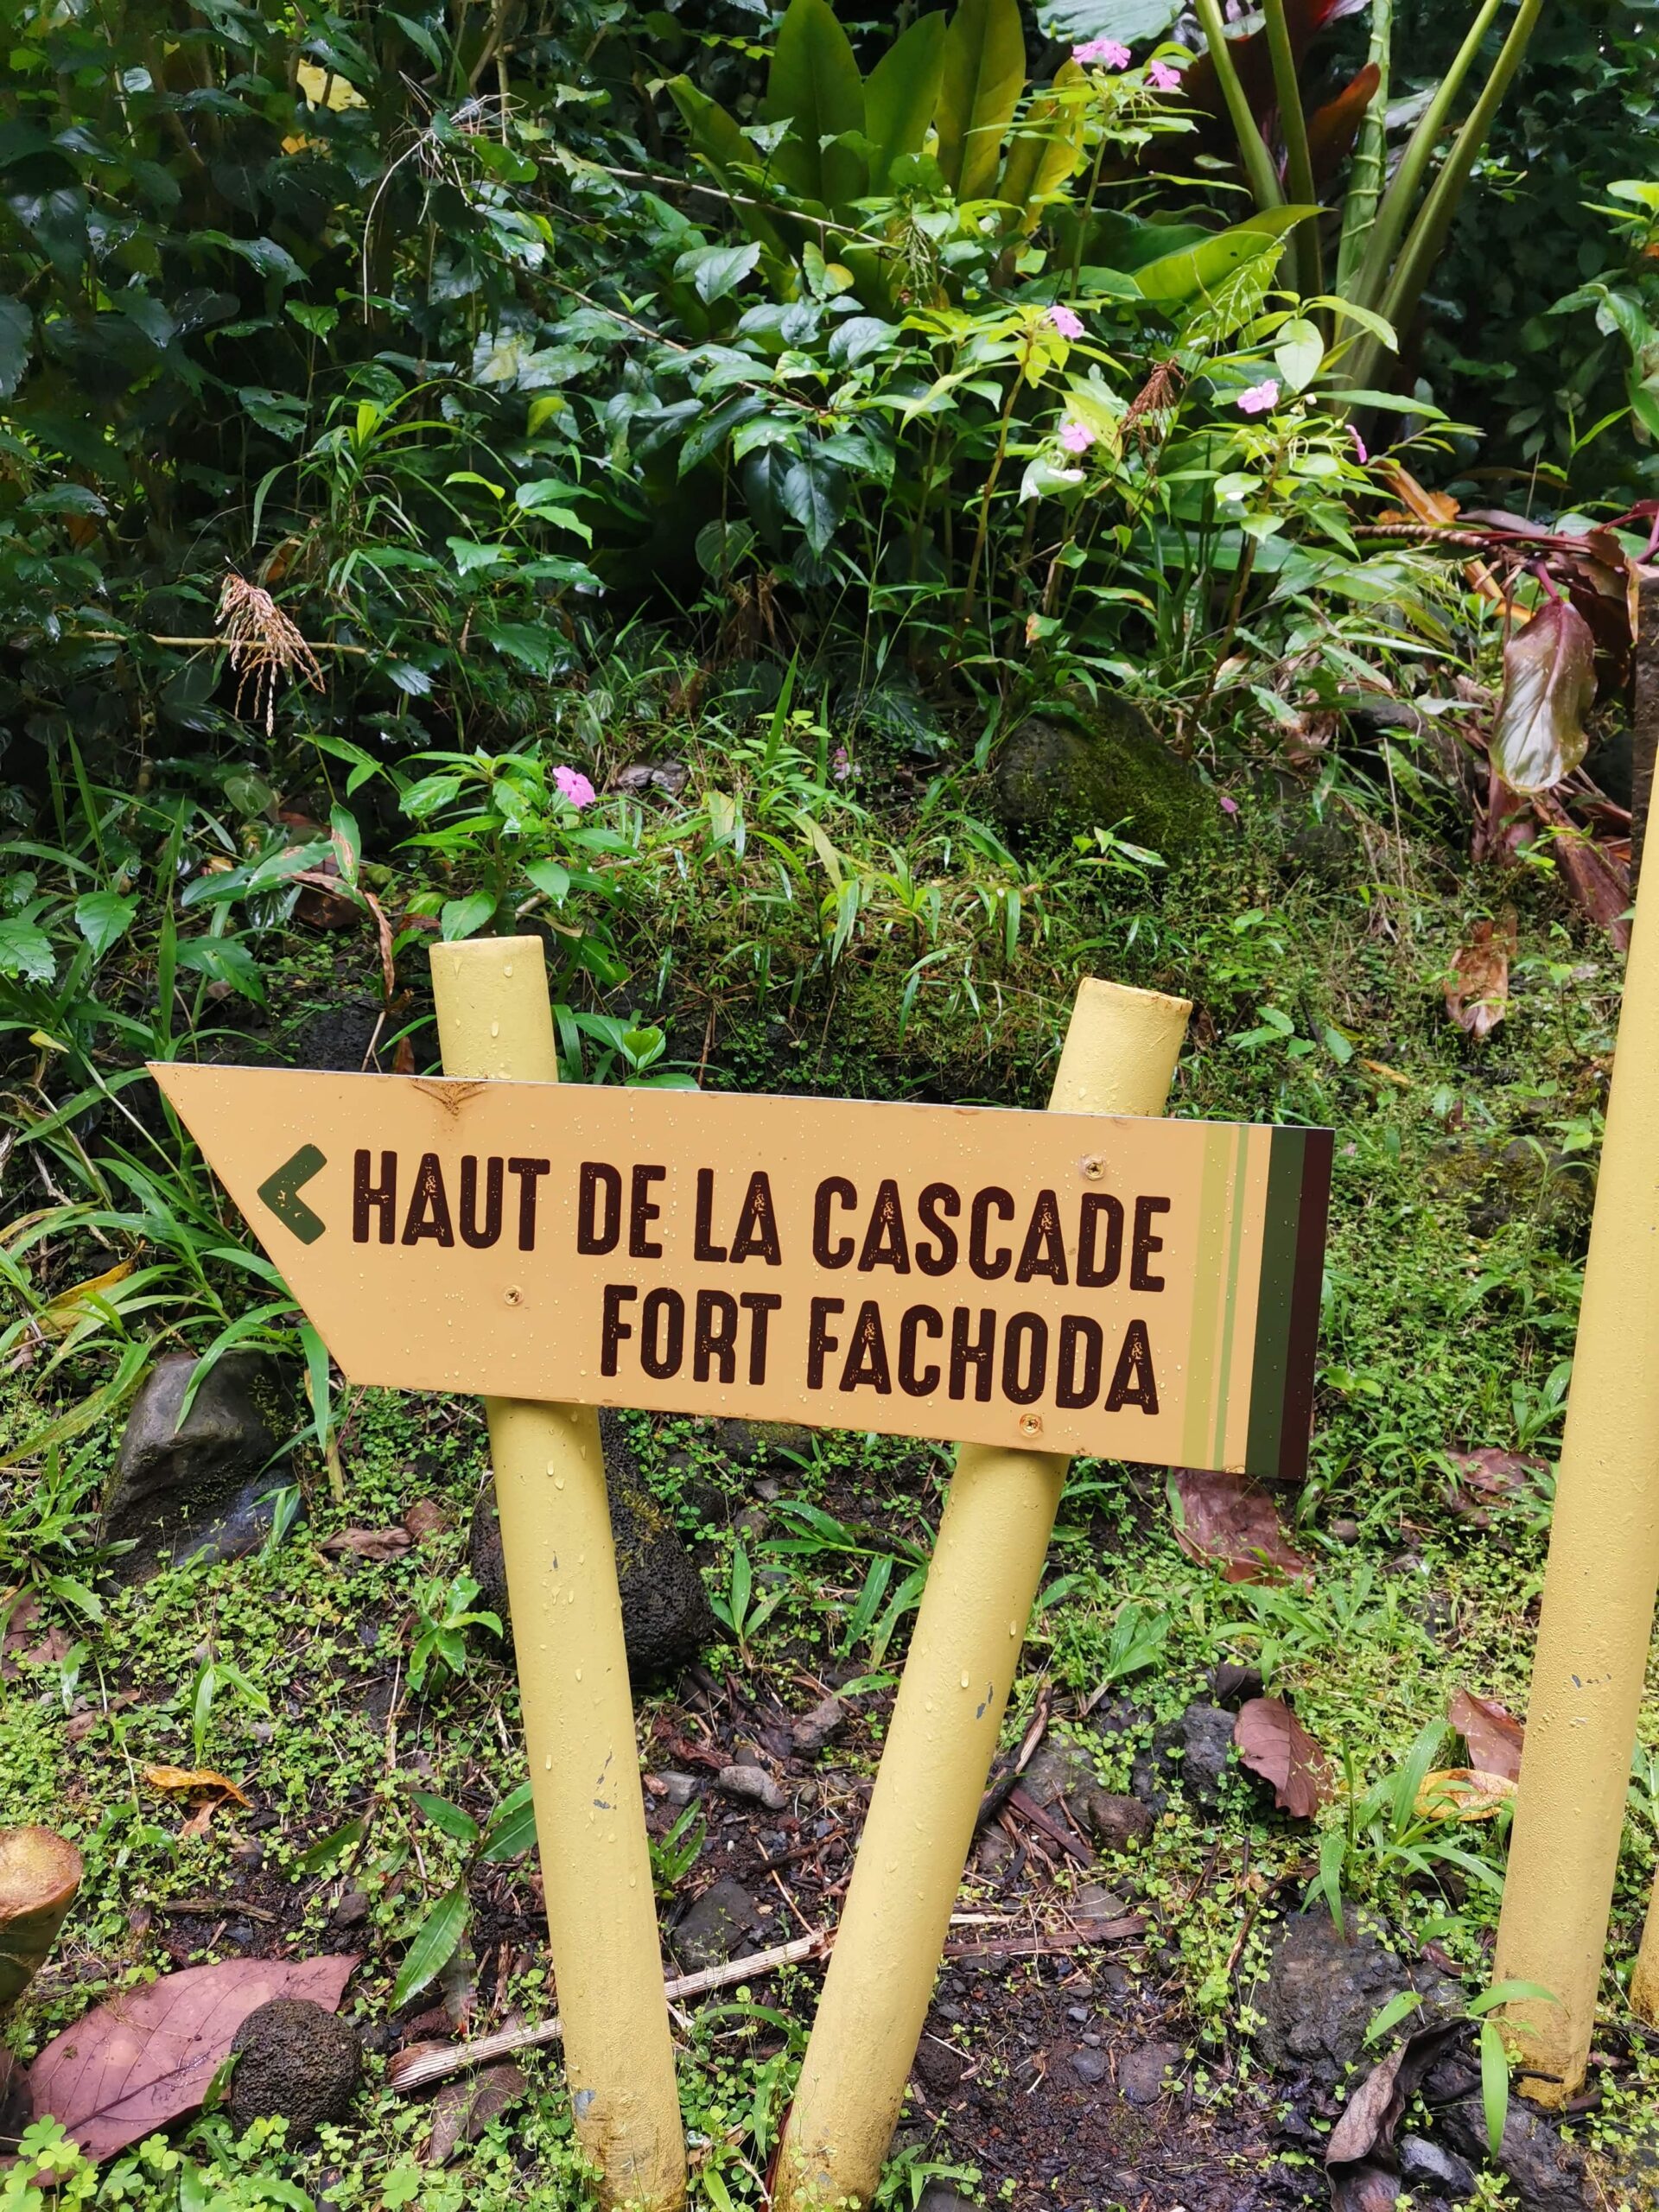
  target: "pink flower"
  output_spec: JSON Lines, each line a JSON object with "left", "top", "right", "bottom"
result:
{"left": 1236, "top": 378, "right": 1280, "bottom": 415}
{"left": 1218, "top": 793, "right": 1240, "bottom": 816}
{"left": 1059, "top": 420, "right": 1095, "bottom": 454}
{"left": 1146, "top": 59, "right": 1182, "bottom": 91}
{"left": 554, "top": 764, "right": 596, "bottom": 808}
{"left": 831, "top": 746, "right": 850, "bottom": 783}
{"left": 1073, "top": 37, "right": 1131, "bottom": 66}
{"left": 1349, "top": 425, "right": 1370, "bottom": 465}
{"left": 1047, "top": 302, "right": 1085, "bottom": 340}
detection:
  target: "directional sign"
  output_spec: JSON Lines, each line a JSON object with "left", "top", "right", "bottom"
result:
{"left": 154, "top": 1065, "right": 1332, "bottom": 1480}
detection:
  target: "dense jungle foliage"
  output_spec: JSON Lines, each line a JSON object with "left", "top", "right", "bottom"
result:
{"left": 2, "top": 0, "right": 1657, "bottom": 2209}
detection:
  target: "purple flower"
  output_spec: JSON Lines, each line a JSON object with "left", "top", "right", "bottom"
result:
{"left": 1146, "top": 58, "right": 1182, "bottom": 91}
{"left": 831, "top": 746, "right": 851, "bottom": 783}
{"left": 1350, "top": 425, "right": 1370, "bottom": 465}
{"left": 1218, "top": 793, "right": 1240, "bottom": 816}
{"left": 1236, "top": 378, "right": 1280, "bottom": 416}
{"left": 1073, "top": 37, "right": 1131, "bottom": 66}
{"left": 1047, "top": 302, "right": 1085, "bottom": 340}
{"left": 554, "top": 764, "right": 596, "bottom": 809}
{"left": 1059, "top": 419, "right": 1095, "bottom": 454}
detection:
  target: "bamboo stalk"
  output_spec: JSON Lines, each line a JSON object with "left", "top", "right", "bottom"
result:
{"left": 0, "top": 1827, "right": 83, "bottom": 2011}
{"left": 1335, "top": 0, "right": 1392, "bottom": 297}
{"left": 1193, "top": 0, "right": 1283, "bottom": 216}
{"left": 1262, "top": 0, "right": 1322, "bottom": 297}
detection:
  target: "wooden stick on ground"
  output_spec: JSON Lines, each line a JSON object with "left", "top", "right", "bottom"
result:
{"left": 386, "top": 1933, "right": 829, "bottom": 2094}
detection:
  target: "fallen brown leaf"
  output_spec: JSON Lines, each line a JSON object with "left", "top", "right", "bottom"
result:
{"left": 1445, "top": 912, "right": 1516, "bottom": 1039}
{"left": 1169, "top": 1469, "right": 1312, "bottom": 1585}
{"left": 1445, "top": 1448, "right": 1545, "bottom": 1527}
{"left": 1414, "top": 1767, "right": 1516, "bottom": 1822}
{"left": 1232, "top": 1695, "right": 1332, "bottom": 1819}
{"left": 424, "top": 2060, "right": 526, "bottom": 2164}
{"left": 29, "top": 1954, "right": 357, "bottom": 2158}
{"left": 1327, "top": 2020, "right": 1465, "bottom": 2206}
{"left": 321, "top": 1527, "right": 412, "bottom": 1562}
{"left": 1448, "top": 1688, "right": 1524, "bottom": 1783}
{"left": 402, "top": 1500, "right": 448, "bottom": 1545}
{"left": 141, "top": 1766, "right": 251, "bottom": 1808}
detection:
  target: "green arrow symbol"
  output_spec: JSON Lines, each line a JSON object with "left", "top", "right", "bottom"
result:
{"left": 257, "top": 1143, "right": 328, "bottom": 1243}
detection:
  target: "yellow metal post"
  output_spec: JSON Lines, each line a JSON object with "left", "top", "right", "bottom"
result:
{"left": 772, "top": 978, "right": 1191, "bottom": 2212}
{"left": 429, "top": 937, "right": 685, "bottom": 2212}
{"left": 1492, "top": 878, "right": 1659, "bottom": 2103}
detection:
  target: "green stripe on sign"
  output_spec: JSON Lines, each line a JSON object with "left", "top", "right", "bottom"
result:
{"left": 1243, "top": 1128, "right": 1306, "bottom": 1479}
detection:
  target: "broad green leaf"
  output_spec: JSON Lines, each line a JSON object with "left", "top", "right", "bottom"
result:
{"left": 1274, "top": 315, "right": 1323, "bottom": 392}
{"left": 761, "top": 0, "right": 866, "bottom": 213}
{"left": 174, "top": 938, "right": 264, "bottom": 1002}
{"left": 937, "top": 0, "right": 1026, "bottom": 204}
{"left": 524, "top": 858, "right": 571, "bottom": 905}
{"left": 677, "top": 240, "right": 761, "bottom": 305}
{"left": 1134, "top": 206, "right": 1317, "bottom": 306}
{"left": 663, "top": 79, "right": 791, "bottom": 264}
{"left": 298, "top": 1816, "right": 365, "bottom": 1875}
{"left": 391, "top": 1883, "right": 469, "bottom": 2010}
{"left": 481, "top": 621, "right": 560, "bottom": 676}
{"left": 480, "top": 1782, "right": 537, "bottom": 1861}
{"left": 0, "top": 296, "right": 31, "bottom": 397}
{"left": 0, "top": 917, "right": 55, "bottom": 982}
{"left": 73, "top": 889, "right": 137, "bottom": 959}
{"left": 440, "top": 893, "right": 496, "bottom": 941}
{"left": 412, "top": 1790, "right": 481, "bottom": 1849}
{"left": 998, "top": 59, "right": 1085, "bottom": 233}
{"left": 237, "top": 386, "right": 308, "bottom": 441}
{"left": 863, "top": 12, "right": 947, "bottom": 194}
{"left": 1039, "top": 0, "right": 1181, "bottom": 39}
{"left": 780, "top": 449, "right": 846, "bottom": 554}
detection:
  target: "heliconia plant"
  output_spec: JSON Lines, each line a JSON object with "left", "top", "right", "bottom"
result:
{"left": 1183, "top": 0, "right": 1545, "bottom": 383}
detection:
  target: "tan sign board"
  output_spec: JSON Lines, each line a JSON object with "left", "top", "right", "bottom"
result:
{"left": 152, "top": 1065, "right": 1332, "bottom": 1481}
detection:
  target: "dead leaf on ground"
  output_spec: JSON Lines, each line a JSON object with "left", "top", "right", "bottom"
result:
{"left": 1327, "top": 2020, "right": 1465, "bottom": 2205}
{"left": 1233, "top": 1695, "right": 1332, "bottom": 1819}
{"left": 424, "top": 2060, "right": 527, "bottom": 2164}
{"left": 1169, "top": 1469, "right": 1312, "bottom": 1585}
{"left": 1448, "top": 1688, "right": 1524, "bottom": 1782}
{"left": 402, "top": 1500, "right": 448, "bottom": 1545}
{"left": 1445, "top": 912, "right": 1516, "bottom": 1039}
{"left": 1445, "top": 1448, "right": 1545, "bottom": 1527}
{"left": 322, "top": 1526, "right": 412, "bottom": 1562}
{"left": 1414, "top": 1767, "right": 1516, "bottom": 1822}
{"left": 141, "top": 1766, "right": 251, "bottom": 1808}
{"left": 29, "top": 1954, "right": 357, "bottom": 2158}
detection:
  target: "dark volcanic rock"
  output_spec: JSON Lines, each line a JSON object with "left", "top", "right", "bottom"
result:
{"left": 671, "top": 1878, "right": 760, "bottom": 1972}
{"left": 228, "top": 1998, "right": 360, "bottom": 2133}
{"left": 710, "top": 1417, "right": 815, "bottom": 1471}
{"left": 1399, "top": 2135, "right": 1477, "bottom": 2198}
{"left": 100, "top": 1351, "right": 296, "bottom": 1579}
{"left": 1439, "top": 2094, "right": 1588, "bottom": 2212}
{"left": 470, "top": 1408, "right": 717, "bottom": 1678}
{"left": 1133, "top": 1701, "right": 1236, "bottom": 1811}
{"left": 1118, "top": 2039, "right": 1181, "bottom": 2105}
{"left": 1254, "top": 1910, "right": 1453, "bottom": 2085}
{"left": 991, "top": 703, "right": 1216, "bottom": 856}
{"left": 1022, "top": 1737, "right": 1154, "bottom": 1853}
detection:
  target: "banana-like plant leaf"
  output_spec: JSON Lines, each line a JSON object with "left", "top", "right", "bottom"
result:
{"left": 1134, "top": 204, "right": 1317, "bottom": 306}
{"left": 863, "top": 12, "right": 947, "bottom": 195}
{"left": 761, "top": 0, "right": 866, "bottom": 214}
{"left": 997, "top": 58, "right": 1086, "bottom": 234}
{"left": 1490, "top": 598, "right": 1596, "bottom": 794}
{"left": 936, "top": 0, "right": 1026, "bottom": 204}
{"left": 1306, "top": 62, "right": 1380, "bottom": 188}
{"left": 664, "top": 78, "right": 791, "bottom": 265}
{"left": 1041, "top": 0, "right": 1181, "bottom": 39}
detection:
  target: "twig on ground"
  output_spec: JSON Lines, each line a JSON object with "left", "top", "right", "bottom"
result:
{"left": 386, "top": 1932, "right": 828, "bottom": 2092}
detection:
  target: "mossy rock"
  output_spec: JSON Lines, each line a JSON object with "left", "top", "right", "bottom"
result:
{"left": 991, "top": 701, "right": 1217, "bottom": 857}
